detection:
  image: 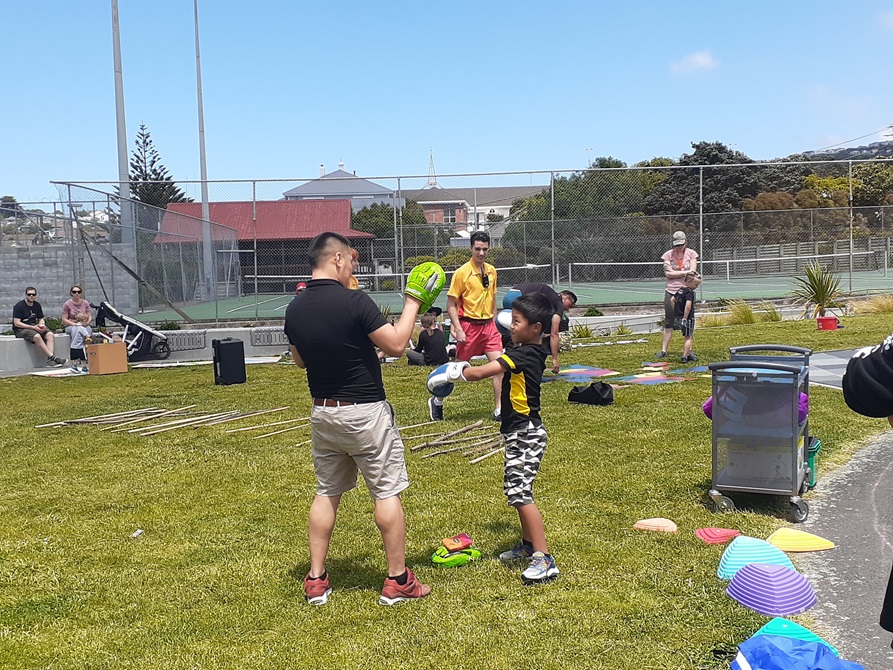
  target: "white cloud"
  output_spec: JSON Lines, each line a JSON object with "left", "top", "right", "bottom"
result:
{"left": 881, "top": 10, "right": 893, "bottom": 29}
{"left": 669, "top": 50, "right": 719, "bottom": 75}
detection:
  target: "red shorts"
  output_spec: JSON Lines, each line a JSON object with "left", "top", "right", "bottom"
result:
{"left": 456, "top": 319, "right": 503, "bottom": 360}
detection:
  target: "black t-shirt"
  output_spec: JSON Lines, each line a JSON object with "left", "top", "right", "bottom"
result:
{"left": 497, "top": 343, "right": 547, "bottom": 433}
{"left": 515, "top": 283, "right": 563, "bottom": 334}
{"left": 284, "top": 279, "right": 389, "bottom": 402}
{"left": 673, "top": 287, "right": 696, "bottom": 320}
{"left": 415, "top": 328, "right": 448, "bottom": 366}
{"left": 12, "top": 300, "right": 44, "bottom": 335}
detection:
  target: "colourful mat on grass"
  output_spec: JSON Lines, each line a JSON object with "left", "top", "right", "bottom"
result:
{"left": 612, "top": 373, "right": 690, "bottom": 385}
{"left": 543, "top": 364, "right": 619, "bottom": 383}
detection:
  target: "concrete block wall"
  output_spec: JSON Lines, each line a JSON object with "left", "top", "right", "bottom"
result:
{"left": 0, "top": 244, "right": 138, "bottom": 325}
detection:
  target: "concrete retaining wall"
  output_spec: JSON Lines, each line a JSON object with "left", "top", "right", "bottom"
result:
{"left": 0, "top": 243, "right": 139, "bottom": 321}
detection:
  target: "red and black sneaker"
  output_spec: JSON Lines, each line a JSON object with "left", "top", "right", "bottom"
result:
{"left": 304, "top": 572, "right": 332, "bottom": 606}
{"left": 379, "top": 568, "right": 431, "bottom": 606}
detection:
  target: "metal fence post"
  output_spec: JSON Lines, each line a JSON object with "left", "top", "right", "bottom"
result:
{"left": 550, "top": 172, "right": 556, "bottom": 286}
{"left": 252, "top": 180, "right": 258, "bottom": 322}
{"left": 848, "top": 160, "right": 854, "bottom": 292}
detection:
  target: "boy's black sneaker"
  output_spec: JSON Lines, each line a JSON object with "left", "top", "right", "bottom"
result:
{"left": 428, "top": 397, "right": 444, "bottom": 421}
{"left": 655, "top": 351, "right": 668, "bottom": 359}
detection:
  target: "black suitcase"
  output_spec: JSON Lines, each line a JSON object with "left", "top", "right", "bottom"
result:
{"left": 212, "top": 338, "right": 246, "bottom": 385}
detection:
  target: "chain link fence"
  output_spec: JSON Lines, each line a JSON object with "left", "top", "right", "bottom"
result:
{"left": 16, "top": 158, "right": 891, "bottom": 323}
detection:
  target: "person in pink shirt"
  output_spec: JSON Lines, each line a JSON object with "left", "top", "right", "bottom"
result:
{"left": 656, "top": 231, "right": 698, "bottom": 359}
{"left": 61, "top": 285, "right": 92, "bottom": 336}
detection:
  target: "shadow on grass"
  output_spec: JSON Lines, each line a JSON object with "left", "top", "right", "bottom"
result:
{"left": 285, "top": 549, "right": 443, "bottom": 594}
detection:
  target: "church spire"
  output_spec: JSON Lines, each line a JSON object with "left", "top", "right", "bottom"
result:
{"left": 427, "top": 149, "right": 438, "bottom": 188}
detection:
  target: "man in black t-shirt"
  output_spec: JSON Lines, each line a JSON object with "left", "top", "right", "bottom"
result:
{"left": 284, "top": 232, "right": 431, "bottom": 606}
{"left": 511, "top": 283, "right": 577, "bottom": 373}
{"left": 12, "top": 286, "right": 66, "bottom": 367}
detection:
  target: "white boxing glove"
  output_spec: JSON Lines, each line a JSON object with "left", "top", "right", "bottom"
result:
{"left": 426, "top": 361, "right": 471, "bottom": 398}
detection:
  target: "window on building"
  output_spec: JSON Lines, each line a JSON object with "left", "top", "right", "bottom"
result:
{"left": 444, "top": 206, "right": 456, "bottom": 224}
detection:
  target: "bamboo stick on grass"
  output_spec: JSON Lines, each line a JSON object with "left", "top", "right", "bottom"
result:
{"left": 139, "top": 412, "right": 238, "bottom": 436}
{"left": 226, "top": 416, "right": 311, "bottom": 433}
{"left": 469, "top": 445, "right": 505, "bottom": 464}
{"left": 103, "top": 405, "right": 197, "bottom": 432}
{"left": 202, "top": 407, "right": 289, "bottom": 427}
{"left": 410, "top": 420, "right": 484, "bottom": 452}
{"left": 253, "top": 423, "right": 311, "bottom": 439}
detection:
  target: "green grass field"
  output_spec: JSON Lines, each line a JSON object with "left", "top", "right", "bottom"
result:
{"left": 1, "top": 315, "right": 890, "bottom": 669}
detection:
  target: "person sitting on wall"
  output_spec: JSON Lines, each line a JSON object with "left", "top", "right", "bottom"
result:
{"left": 12, "top": 286, "right": 66, "bottom": 367}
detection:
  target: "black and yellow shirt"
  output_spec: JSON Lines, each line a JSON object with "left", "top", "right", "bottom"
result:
{"left": 497, "top": 343, "right": 547, "bottom": 433}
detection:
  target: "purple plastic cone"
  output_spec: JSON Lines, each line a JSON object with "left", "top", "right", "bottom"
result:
{"left": 727, "top": 563, "right": 816, "bottom": 617}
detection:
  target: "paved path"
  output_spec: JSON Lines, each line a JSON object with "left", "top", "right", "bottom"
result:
{"left": 799, "top": 432, "right": 893, "bottom": 669}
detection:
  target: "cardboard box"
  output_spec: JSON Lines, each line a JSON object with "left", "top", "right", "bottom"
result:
{"left": 86, "top": 342, "right": 129, "bottom": 375}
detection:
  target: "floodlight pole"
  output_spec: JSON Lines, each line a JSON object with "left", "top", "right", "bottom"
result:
{"left": 111, "top": 0, "right": 133, "bottom": 245}
{"left": 195, "top": 0, "right": 213, "bottom": 300}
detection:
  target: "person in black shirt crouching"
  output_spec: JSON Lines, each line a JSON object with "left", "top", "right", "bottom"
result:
{"left": 284, "top": 232, "right": 434, "bottom": 607}
{"left": 407, "top": 308, "right": 449, "bottom": 367}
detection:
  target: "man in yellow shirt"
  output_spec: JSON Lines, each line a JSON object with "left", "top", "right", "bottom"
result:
{"left": 444, "top": 231, "right": 503, "bottom": 421}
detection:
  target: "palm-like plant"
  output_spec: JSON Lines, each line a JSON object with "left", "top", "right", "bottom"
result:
{"left": 792, "top": 261, "right": 843, "bottom": 318}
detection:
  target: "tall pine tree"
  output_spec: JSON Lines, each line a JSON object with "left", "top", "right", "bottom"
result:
{"left": 128, "top": 123, "right": 191, "bottom": 210}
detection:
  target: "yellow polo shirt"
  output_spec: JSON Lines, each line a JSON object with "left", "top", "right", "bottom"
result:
{"left": 447, "top": 260, "right": 497, "bottom": 320}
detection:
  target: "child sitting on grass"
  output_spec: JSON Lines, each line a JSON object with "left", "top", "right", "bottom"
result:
{"left": 671, "top": 271, "right": 701, "bottom": 363}
{"left": 427, "top": 293, "right": 559, "bottom": 584}
{"left": 68, "top": 312, "right": 93, "bottom": 373}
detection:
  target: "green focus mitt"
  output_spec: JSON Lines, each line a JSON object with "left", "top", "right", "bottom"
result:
{"left": 405, "top": 262, "right": 446, "bottom": 313}
{"left": 431, "top": 545, "right": 482, "bottom": 567}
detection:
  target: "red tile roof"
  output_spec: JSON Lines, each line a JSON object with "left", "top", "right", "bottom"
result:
{"left": 157, "top": 200, "right": 372, "bottom": 242}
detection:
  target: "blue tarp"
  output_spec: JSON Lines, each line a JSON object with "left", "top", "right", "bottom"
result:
{"left": 731, "top": 635, "right": 865, "bottom": 670}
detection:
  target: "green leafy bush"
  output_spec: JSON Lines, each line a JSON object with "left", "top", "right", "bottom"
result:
{"left": 44, "top": 317, "right": 62, "bottom": 333}
{"left": 155, "top": 321, "right": 182, "bottom": 331}
{"left": 584, "top": 307, "right": 603, "bottom": 317}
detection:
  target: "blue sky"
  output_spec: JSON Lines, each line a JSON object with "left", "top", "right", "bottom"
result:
{"left": 5, "top": 1, "right": 893, "bottom": 203}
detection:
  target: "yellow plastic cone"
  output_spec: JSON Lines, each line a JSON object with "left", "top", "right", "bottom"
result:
{"left": 767, "top": 527, "right": 835, "bottom": 552}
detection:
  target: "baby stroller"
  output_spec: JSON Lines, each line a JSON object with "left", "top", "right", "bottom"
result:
{"left": 93, "top": 301, "right": 171, "bottom": 361}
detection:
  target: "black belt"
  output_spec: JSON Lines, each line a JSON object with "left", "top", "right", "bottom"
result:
{"left": 460, "top": 317, "right": 491, "bottom": 324}
{"left": 313, "top": 398, "right": 357, "bottom": 407}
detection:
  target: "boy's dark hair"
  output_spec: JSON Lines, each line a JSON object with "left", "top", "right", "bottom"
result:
{"left": 469, "top": 231, "right": 490, "bottom": 246}
{"left": 512, "top": 293, "right": 553, "bottom": 333}
{"left": 560, "top": 290, "right": 578, "bottom": 306}
{"left": 308, "top": 232, "right": 350, "bottom": 269}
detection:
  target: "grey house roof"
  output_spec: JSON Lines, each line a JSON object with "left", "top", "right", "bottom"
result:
{"left": 282, "top": 170, "right": 394, "bottom": 198}
{"left": 400, "top": 185, "right": 545, "bottom": 208}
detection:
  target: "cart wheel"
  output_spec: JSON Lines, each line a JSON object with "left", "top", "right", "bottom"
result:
{"left": 790, "top": 500, "right": 809, "bottom": 523}
{"left": 799, "top": 474, "right": 811, "bottom": 496}
{"left": 152, "top": 341, "right": 172, "bottom": 360}
{"left": 713, "top": 496, "right": 736, "bottom": 513}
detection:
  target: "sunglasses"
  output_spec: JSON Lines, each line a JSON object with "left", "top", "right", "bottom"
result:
{"left": 26, "top": 292, "right": 36, "bottom": 297}
{"left": 481, "top": 274, "right": 490, "bottom": 289}
{"left": 71, "top": 290, "right": 82, "bottom": 294}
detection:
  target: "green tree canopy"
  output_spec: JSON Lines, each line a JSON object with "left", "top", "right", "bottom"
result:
{"left": 128, "top": 123, "right": 191, "bottom": 212}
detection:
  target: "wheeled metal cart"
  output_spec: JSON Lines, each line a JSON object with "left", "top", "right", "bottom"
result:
{"left": 707, "top": 360, "right": 811, "bottom": 523}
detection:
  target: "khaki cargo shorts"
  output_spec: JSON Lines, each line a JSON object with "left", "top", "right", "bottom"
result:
{"left": 310, "top": 400, "right": 409, "bottom": 499}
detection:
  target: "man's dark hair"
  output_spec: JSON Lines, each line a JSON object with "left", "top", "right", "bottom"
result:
{"left": 513, "top": 293, "right": 552, "bottom": 333}
{"left": 560, "top": 290, "right": 578, "bottom": 306}
{"left": 469, "top": 231, "right": 490, "bottom": 246}
{"left": 308, "top": 232, "right": 350, "bottom": 269}
{"left": 25, "top": 286, "right": 36, "bottom": 294}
